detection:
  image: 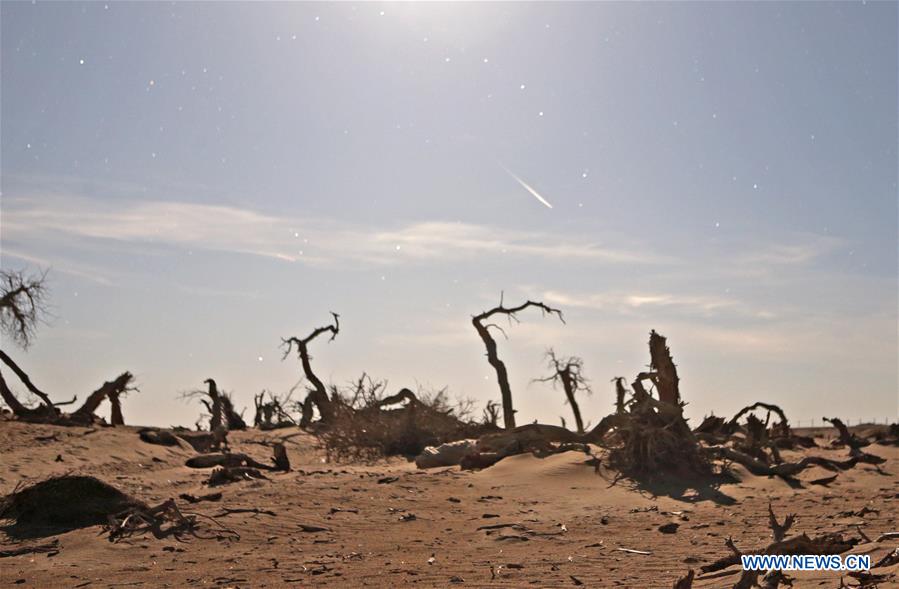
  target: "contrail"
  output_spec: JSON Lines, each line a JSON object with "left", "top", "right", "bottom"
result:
{"left": 501, "top": 165, "right": 553, "bottom": 209}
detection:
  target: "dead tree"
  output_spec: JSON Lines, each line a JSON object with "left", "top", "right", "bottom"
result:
{"left": 612, "top": 377, "right": 628, "bottom": 415}
{"left": 534, "top": 349, "right": 591, "bottom": 434}
{"left": 0, "top": 270, "right": 136, "bottom": 425}
{"left": 183, "top": 379, "right": 245, "bottom": 431}
{"left": 253, "top": 390, "right": 296, "bottom": 430}
{"left": 0, "top": 269, "right": 48, "bottom": 350}
{"left": 70, "top": 372, "right": 135, "bottom": 425}
{"left": 205, "top": 378, "right": 224, "bottom": 431}
{"left": 220, "top": 394, "right": 247, "bottom": 430}
{"left": 108, "top": 389, "right": 125, "bottom": 426}
{"left": 482, "top": 400, "right": 500, "bottom": 427}
{"left": 472, "top": 295, "right": 564, "bottom": 429}
{"left": 0, "top": 269, "right": 57, "bottom": 419}
{"left": 281, "top": 312, "right": 340, "bottom": 428}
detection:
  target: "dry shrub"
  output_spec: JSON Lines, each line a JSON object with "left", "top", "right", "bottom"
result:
{"left": 318, "top": 374, "right": 496, "bottom": 461}
{"left": 600, "top": 378, "right": 710, "bottom": 477}
{"left": 0, "top": 475, "right": 146, "bottom": 531}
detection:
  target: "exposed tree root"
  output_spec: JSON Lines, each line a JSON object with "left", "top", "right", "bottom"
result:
{"left": 106, "top": 498, "right": 239, "bottom": 542}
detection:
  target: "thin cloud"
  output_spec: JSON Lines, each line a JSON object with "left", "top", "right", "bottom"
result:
{"left": 542, "top": 289, "right": 752, "bottom": 317}
{"left": 4, "top": 194, "right": 662, "bottom": 267}
{"left": 736, "top": 236, "right": 846, "bottom": 266}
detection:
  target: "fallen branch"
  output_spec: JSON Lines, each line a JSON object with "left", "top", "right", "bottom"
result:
{"left": 706, "top": 445, "right": 884, "bottom": 479}
{"left": 0, "top": 539, "right": 59, "bottom": 558}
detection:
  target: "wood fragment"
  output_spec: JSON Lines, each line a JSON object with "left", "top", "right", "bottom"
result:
{"left": 672, "top": 569, "right": 694, "bottom": 589}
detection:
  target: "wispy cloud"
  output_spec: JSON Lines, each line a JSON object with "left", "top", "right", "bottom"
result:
{"left": 541, "top": 289, "right": 770, "bottom": 319}
{"left": 3, "top": 194, "right": 661, "bottom": 268}
{"left": 0, "top": 246, "right": 120, "bottom": 286}
{"left": 735, "top": 236, "right": 846, "bottom": 266}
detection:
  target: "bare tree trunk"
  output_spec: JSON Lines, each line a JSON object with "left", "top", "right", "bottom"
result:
{"left": 472, "top": 298, "right": 564, "bottom": 430}
{"left": 0, "top": 350, "right": 57, "bottom": 414}
{"left": 108, "top": 391, "right": 125, "bottom": 425}
{"left": 648, "top": 330, "right": 680, "bottom": 406}
{"left": 559, "top": 372, "right": 585, "bottom": 434}
{"left": 472, "top": 320, "right": 515, "bottom": 429}
{"left": 0, "top": 369, "right": 30, "bottom": 415}
{"left": 205, "top": 379, "right": 223, "bottom": 431}
{"left": 613, "top": 377, "right": 628, "bottom": 415}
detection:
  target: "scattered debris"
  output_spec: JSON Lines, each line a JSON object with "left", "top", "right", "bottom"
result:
{"left": 415, "top": 439, "right": 478, "bottom": 469}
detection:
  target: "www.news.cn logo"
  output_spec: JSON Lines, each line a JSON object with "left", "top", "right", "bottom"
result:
{"left": 741, "top": 554, "right": 870, "bottom": 572}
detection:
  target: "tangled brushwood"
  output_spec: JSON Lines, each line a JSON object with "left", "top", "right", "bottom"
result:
{"left": 317, "top": 374, "right": 498, "bottom": 461}
{"left": 600, "top": 331, "right": 709, "bottom": 475}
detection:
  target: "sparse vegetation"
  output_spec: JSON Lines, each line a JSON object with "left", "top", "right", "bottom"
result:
{"left": 317, "top": 374, "right": 497, "bottom": 461}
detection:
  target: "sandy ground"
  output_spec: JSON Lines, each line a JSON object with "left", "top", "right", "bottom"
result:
{"left": 1, "top": 420, "right": 896, "bottom": 588}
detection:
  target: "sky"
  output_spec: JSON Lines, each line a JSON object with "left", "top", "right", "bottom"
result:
{"left": 1, "top": 1, "right": 896, "bottom": 428}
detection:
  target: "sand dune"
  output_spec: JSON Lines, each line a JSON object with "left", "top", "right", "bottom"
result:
{"left": 1, "top": 419, "right": 896, "bottom": 588}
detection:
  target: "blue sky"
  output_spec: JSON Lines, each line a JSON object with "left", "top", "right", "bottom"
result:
{"left": 1, "top": 2, "right": 896, "bottom": 427}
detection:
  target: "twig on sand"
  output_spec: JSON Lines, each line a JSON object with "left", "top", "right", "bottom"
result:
{"left": 617, "top": 547, "right": 652, "bottom": 555}
{"left": 215, "top": 507, "right": 277, "bottom": 517}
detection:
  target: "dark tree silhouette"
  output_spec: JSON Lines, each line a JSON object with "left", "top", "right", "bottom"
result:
{"left": 535, "top": 349, "right": 591, "bottom": 434}
{"left": 0, "top": 269, "right": 58, "bottom": 418}
{"left": 183, "top": 378, "right": 246, "bottom": 432}
{"left": 253, "top": 389, "right": 297, "bottom": 430}
{"left": 70, "top": 372, "right": 136, "bottom": 422}
{"left": 0, "top": 265, "right": 134, "bottom": 424}
{"left": 612, "top": 377, "right": 629, "bottom": 415}
{"left": 205, "top": 378, "right": 224, "bottom": 431}
{"left": 0, "top": 269, "right": 48, "bottom": 350}
{"left": 281, "top": 312, "right": 340, "bottom": 428}
{"left": 471, "top": 295, "right": 564, "bottom": 429}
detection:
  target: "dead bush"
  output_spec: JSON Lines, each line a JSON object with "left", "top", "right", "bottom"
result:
{"left": 317, "top": 374, "right": 497, "bottom": 461}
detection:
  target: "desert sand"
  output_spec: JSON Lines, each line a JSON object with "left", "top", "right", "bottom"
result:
{"left": 1, "top": 419, "right": 896, "bottom": 588}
